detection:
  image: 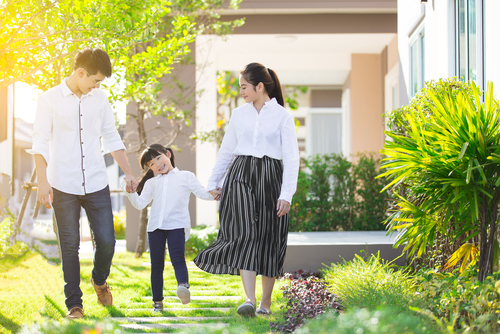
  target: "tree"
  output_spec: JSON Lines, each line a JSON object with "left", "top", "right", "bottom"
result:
{"left": 380, "top": 81, "right": 500, "bottom": 282}
{"left": 3, "top": 0, "right": 244, "bottom": 257}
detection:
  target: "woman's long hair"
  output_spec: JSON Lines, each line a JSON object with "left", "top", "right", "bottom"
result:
{"left": 136, "top": 144, "right": 175, "bottom": 195}
{"left": 240, "top": 62, "right": 284, "bottom": 107}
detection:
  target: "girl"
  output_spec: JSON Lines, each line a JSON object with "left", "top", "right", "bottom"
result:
{"left": 123, "top": 144, "right": 217, "bottom": 312}
{"left": 194, "top": 63, "right": 300, "bottom": 317}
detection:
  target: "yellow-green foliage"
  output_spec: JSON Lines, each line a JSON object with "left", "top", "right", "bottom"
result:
{"left": 416, "top": 269, "right": 500, "bottom": 332}
{"left": 321, "top": 253, "right": 418, "bottom": 312}
{"left": 113, "top": 211, "right": 126, "bottom": 239}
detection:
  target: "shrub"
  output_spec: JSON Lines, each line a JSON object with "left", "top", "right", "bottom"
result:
{"left": 289, "top": 153, "right": 387, "bottom": 232}
{"left": 185, "top": 225, "right": 218, "bottom": 259}
{"left": 321, "top": 253, "right": 419, "bottom": 312}
{"left": 380, "top": 80, "right": 500, "bottom": 281}
{"left": 0, "top": 215, "right": 29, "bottom": 259}
{"left": 113, "top": 210, "right": 126, "bottom": 239}
{"left": 415, "top": 269, "right": 500, "bottom": 333}
{"left": 295, "top": 308, "right": 438, "bottom": 334}
{"left": 270, "top": 273, "right": 341, "bottom": 333}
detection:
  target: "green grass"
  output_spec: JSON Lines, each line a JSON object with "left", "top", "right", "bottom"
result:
{"left": 0, "top": 250, "right": 288, "bottom": 334}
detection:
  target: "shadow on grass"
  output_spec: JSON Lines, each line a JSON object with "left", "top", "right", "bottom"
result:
{"left": 0, "top": 312, "right": 21, "bottom": 333}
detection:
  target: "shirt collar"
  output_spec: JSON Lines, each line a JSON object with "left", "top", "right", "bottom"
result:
{"left": 155, "top": 167, "right": 179, "bottom": 177}
{"left": 265, "top": 98, "right": 278, "bottom": 107}
{"left": 61, "top": 77, "right": 95, "bottom": 97}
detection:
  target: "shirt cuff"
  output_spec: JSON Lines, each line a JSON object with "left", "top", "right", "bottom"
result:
{"left": 102, "top": 140, "right": 126, "bottom": 155}
{"left": 278, "top": 192, "right": 293, "bottom": 204}
{"left": 26, "top": 148, "right": 50, "bottom": 165}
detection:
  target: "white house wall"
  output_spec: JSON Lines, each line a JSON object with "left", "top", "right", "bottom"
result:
{"left": 485, "top": 0, "right": 500, "bottom": 95}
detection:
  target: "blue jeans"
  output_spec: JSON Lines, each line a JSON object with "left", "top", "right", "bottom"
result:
{"left": 52, "top": 186, "right": 115, "bottom": 310}
{"left": 148, "top": 228, "right": 188, "bottom": 302}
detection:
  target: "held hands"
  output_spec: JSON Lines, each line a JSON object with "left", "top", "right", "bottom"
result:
{"left": 277, "top": 199, "right": 290, "bottom": 217}
{"left": 209, "top": 187, "right": 222, "bottom": 201}
{"left": 124, "top": 174, "right": 138, "bottom": 193}
{"left": 37, "top": 179, "right": 53, "bottom": 209}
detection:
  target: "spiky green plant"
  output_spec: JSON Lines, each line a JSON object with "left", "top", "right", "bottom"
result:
{"left": 379, "top": 81, "right": 500, "bottom": 281}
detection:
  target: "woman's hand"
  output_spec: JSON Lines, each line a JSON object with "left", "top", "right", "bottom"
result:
{"left": 209, "top": 187, "right": 222, "bottom": 201}
{"left": 277, "top": 199, "right": 290, "bottom": 217}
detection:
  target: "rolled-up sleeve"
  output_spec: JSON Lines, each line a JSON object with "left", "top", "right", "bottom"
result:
{"left": 101, "top": 98, "right": 125, "bottom": 154}
{"left": 27, "top": 95, "right": 52, "bottom": 164}
{"left": 279, "top": 114, "right": 300, "bottom": 204}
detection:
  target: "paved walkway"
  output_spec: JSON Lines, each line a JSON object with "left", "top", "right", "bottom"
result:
{"left": 111, "top": 261, "right": 236, "bottom": 332}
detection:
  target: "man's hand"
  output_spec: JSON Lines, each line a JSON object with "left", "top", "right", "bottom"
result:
{"left": 277, "top": 199, "right": 290, "bottom": 217}
{"left": 124, "top": 174, "right": 138, "bottom": 193}
{"left": 37, "top": 179, "right": 53, "bottom": 209}
{"left": 209, "top": 187, "right": 222, "bottom": 201}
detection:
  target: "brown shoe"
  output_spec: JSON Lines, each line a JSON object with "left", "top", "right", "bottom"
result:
{"left": 91, "top": 277, "right": 113, "bottom": 306}
{"left": 66, "top": 307, "right": 84, "bottom": 319}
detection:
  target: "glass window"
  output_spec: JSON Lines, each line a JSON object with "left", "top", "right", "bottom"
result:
{"left": 310, "top": 113, "right": 342, "bottom": 156}
{"left": 409, "top": 30, "right": 425, "bottom": 97}
{"left": 456, "top": 0, "right": 483, "bottom": 85}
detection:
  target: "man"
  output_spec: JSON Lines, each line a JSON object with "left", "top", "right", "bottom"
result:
{"left": 29, "top": 48, "right": 137, "bottom": 319}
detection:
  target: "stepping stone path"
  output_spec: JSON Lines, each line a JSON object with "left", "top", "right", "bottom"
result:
{"left": 112, "top": 261, "right": 239, "bottom": 333}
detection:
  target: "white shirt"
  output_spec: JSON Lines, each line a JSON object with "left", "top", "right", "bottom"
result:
{"left": 28, "top": 79, "right": 125, "bottom": 195}
{"left": 207, "top": 98, "right": 300, "bottom": 203}
{"left": 122, "top": 168, "right": 213, "bottom": 240}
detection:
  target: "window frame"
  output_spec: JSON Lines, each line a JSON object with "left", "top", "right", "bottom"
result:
{"left": 409, "top": 25, "right": 425, "bottom": 97}
{"left": 455, "top": 0, "right": 485, "bottom": 87}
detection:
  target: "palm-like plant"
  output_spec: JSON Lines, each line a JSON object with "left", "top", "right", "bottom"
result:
{"left": 380, "top": 81, "right": 500, "bottom": 281}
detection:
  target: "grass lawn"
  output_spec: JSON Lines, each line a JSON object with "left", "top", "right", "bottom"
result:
{"left": 0, "top": 250, "right": 288, "bottom": 334}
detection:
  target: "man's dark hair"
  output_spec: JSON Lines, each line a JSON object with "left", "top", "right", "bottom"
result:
{"left": 74, "top": 48, "right": 112, "bottom": 77}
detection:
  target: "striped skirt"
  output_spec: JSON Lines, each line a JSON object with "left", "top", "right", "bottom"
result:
{"left": 194, "top": 155, "right": 289, "bottom": 277}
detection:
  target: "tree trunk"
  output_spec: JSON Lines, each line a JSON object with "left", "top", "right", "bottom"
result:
{"left": 134, "top": 207, "right": 149, "bottom": 258}
{"left": 478, "top": 192, "right": 500, "bottom": 282}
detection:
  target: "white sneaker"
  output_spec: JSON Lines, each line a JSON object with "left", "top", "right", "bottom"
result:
{"left": 176, "top": 285, "right": 190, "bottom": 304}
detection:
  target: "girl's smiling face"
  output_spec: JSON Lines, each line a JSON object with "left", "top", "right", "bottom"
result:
{"left": 147, "top": 152, "right": 173, "bottom": 174}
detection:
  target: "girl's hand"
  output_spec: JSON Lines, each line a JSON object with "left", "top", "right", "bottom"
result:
{"left": 277, "top": 199, "right": 290, "bottom": 217}
{"left": 209, "top": 188, "right": 222, "bottom": 201}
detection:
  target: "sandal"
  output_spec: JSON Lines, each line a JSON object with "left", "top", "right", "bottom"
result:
{"left": 237, "top": 301, "right": 256, "bottom": 317}
{"left": 256, "top": 306, "right": 272, "bottom": 316}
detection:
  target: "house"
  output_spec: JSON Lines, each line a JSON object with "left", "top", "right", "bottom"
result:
{"left": 397, "top": 0, "right": 500, "bottom": 103}
{"left": 125, "top": 0, "right": 398, "bottom": 250}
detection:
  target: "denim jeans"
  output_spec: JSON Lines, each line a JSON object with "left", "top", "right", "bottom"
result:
{"left": 148, "top": 228, "right": 188, "bottom": 302}
{"left": 52, "top": 186, "right": 115, "bottom": 310}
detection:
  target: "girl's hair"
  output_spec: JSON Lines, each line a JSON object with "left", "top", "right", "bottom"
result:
{"left": 240, "top": 62, "right": 284, "bottom": 107}
{"left": 136, "top": 144, "right": 175, "bottom": 195}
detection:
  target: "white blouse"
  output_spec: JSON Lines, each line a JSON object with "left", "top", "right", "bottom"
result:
{"left": 207, "top": 98, "right": 300, "bottom": 203}
{"left": 122, "top": 168, "right": 213, "bottom": 241}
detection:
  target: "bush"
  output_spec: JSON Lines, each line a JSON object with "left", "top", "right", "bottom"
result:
{"left": 0, "top": 215, "right": 29, "bottom": 259}
{"left": 270, "top": 273, "right": 341, "bottom": 333}
{"left": 289, "top": 153, "right": 387, "bottom": 232}
{"left": 415, "top": 269, "right": 500, "bottom": 333}
{"left": 113, "top": 210, "right": 126, "bottom": 239}
{"left": 185, "top": 225, "right": 218, "bottom": 259}
{"left": 295, "top": 308, "right": 438, "bottom": 334}
{"left": 321, "top": 253, "right": 419, "bottom": 312}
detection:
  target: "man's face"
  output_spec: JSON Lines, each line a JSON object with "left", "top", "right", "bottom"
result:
{"left": 77, "top": 68, "right": 105, "bottom": 95}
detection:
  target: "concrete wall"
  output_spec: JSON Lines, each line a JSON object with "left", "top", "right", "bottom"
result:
{"left": 350, "top": 54, "right": 385, "bottom": 158}
{"left": 125, "top": 62, "right": 198, "bottom": 252}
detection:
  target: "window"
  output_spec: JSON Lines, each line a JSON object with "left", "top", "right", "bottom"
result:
{"left": 410, "top": 29, "right": 425, "bottom": 97}
{"left": 307, "top": 109, "right": 342, "bottom": 157}
{"left": 456, "top": 0, "right": 484, "bottom": 85}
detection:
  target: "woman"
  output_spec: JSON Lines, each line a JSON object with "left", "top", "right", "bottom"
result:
{"left": 194, "top": 62, "right": 300, "bottom": 316}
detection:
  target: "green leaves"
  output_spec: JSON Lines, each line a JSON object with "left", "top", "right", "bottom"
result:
{"left": 380, "top": 79, "right": 500, "bottom": 277}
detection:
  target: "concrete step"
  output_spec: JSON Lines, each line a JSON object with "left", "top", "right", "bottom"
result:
{"left": 120, "top": 323, "right": 229, "bottom": 330}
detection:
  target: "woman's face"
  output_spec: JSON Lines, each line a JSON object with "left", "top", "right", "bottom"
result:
{"left": 239, "top": 75, "right": 260, "bottom": 103}
{"left": 147, "top": 152, "right": 172, "bottom": 174}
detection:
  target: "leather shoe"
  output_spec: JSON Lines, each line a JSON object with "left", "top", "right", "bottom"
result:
{"left": 91, "top": 277, "right": 113, "bottom": 306}
{"left": 66, "top": 307, "right": 84, "bottom": 319}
